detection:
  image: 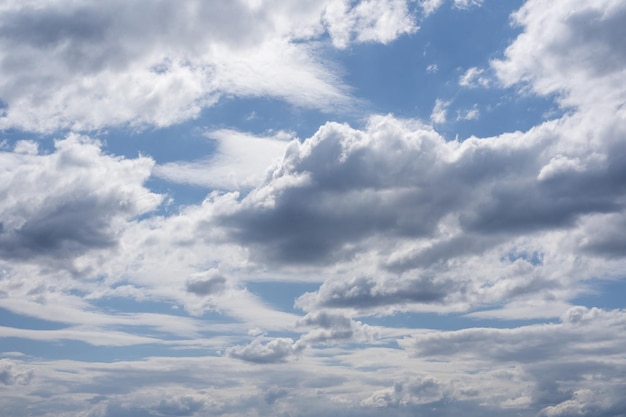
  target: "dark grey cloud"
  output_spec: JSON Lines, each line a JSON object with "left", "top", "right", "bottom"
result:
{"left": 296, "top": 274, "right": 456, "bottom": 312}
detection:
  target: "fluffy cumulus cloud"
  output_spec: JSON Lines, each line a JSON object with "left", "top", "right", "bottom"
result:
{"left": 0, "top": 0, "right": 417, "bottom": 132}
{"left": 226, "top": 337, "right": 299, "bottom": 364}
{"left": 210, "top": 105, "right": 626, "bottom": 316}
{"left": 0, "top": 135, "right": 160, "bottom": 269}
{"left": 492, "top": 0, "right": 626, "bottom": 111}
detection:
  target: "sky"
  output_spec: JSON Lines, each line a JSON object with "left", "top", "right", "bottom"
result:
{"left": 1, "top": 0, "right": 626, "bottom": 416}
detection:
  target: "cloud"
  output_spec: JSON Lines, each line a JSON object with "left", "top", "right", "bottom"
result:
{"left": 429, "top": 99, "right": 450, "bottom": 124}
{"left": 323, "top": 0, "right": 417, "bottom": 49}
{"left": 1, "top": 1, "right": 626, "bottom": 416}
{"left": 296, "top": 311, "right": 376, "bottom": 345}
{"left": 362, "top": 376, "right": 445, "bottom": 407}
{"left": 492, "top": 0, "right": 626, "bottom": 111}
{"left": 206, "top": 104, "right": 626, "bottom": 316}
{"left": 420, "top": 0, "right": 483, "bottom": 16}
{"left": 458, "top": 67, "right": 490, "bottom": 88}
{"left": 0, "top": 0, "right": 418, "bottom": 132}
{"left": 398, "top": 307, "right": 626, "bottom": 415}
{"left": 0, "top": 359, "right": 34, "bottom": 385}
{"left": 226, "top": 337, "right": 300, "bottom": 364}
{"left": 0, "top": 134, "right": 161, "bottom": 270}
{"left": 453, "top": 0, "right": 483, "bottom": 10}
{"left": 154, "top": 129, "right": 293, "bottom": 190}
{"left": 456, "top": 105, "right": 480, "bottom": 121}
{"left": 152, "top": 396, "right": 205, "bottom": 416}
{"left": 185, "top": 269, "right": 227, "bottom": 296}
{"left": 296, "top": 274, "right": 456, "bottom": 313}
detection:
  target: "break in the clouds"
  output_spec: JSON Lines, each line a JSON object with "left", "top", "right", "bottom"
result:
{"left": 1, "top": 1, "right": 626, "bottom": 417}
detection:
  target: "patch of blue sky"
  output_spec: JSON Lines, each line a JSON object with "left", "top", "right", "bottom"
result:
{"left": 573, "top": 279, "right": 626, "bottom": 310}
{"left": 100, "top": 121, "right": 217, "bottom": 165}
{"left": 0, "top": 129, "right": 57, "bottom": 152}
{"left": 246, "top": 281, "right": 321, "bottom": 314}
{"left": 502, "top": 250, "right": 544, "bottom": 266}
{"left": 332, "top": 0, "right": 562, "bottom": 138}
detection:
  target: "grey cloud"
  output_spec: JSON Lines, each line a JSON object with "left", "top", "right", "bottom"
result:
{"left": 0, "top": 359, "right": 34, "bottom": 385}
{"left": 226, "top": 337, "right": 299, "bottom": 364}
{"left": 210, "top": 100, "right": 626, "bottom": 315}
{"left": 396, "top": 307, "right": 626, "bottom": 416}
{"left": 216, "top": 110, "right": 626, "bottom": 270}
{"left": 0, "top": 134, "right": 161, "bottom": 269}
{"left": 407, "top": 307, "right": 626, "bottom": 362}
{"left": 578, "top": 212, "right": 626, "bottom": 258}
{"left": 185, "top": 270, "right": 227, "bottom": 296}
{"left": 296, "top": 274, "right": 456, "bottom": 312}
{"left": 263, "top": 386, "right": 289, "bottom": 405}
{"left": 152, "top": 396, "right": 204, "bottom": 416}
{"left": 296, "top": 311, "right": 375, "bottom": 344}
{"left": 0, "top": 7, "right": 109, "bottom": 48}
{"left": 216, "top": 120, "right": 461, "bottom": 265}
{"left": 362, "top": 376, "right": 445, "bottom": 407}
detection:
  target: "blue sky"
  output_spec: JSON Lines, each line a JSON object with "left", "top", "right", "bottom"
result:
{"left": 1, "top": 0, "right": 626, "bottom": 416}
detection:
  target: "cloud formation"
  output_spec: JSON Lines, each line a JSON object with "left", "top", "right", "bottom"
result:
{"left": 0, "top": 135, "right": 160, "bottom": 270}
{"left": 226, "top": 337, "right": 299, "bottom": 364}
{"left": 0, "top": 0, "right": 418, "bottom": 132}
{"left": 1, "top": 1, "right": 626, "bottom": 416}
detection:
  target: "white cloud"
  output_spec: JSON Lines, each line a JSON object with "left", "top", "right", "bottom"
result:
{"left": 154, "top": 129, "right": 294, "bottom": 190}
{"left": 420, "top": 0, "right": 483, "bottom": 16}
{"left": 420, "top": 0, "right": 445, "bottom": 16}
{"left": 453, "top": 0, "right": 483, "bottom": 10}
{"left": 492, "top": 0, "right": 626, "bottom": 111}
{"left": 200, "top": 106, "right": 626, "bottom": 317}
{"left": 1, "top": 2, "right": 626, "bottom": 416}
{"left": 457, "top": 105, "right": 480, "bottom": 121}
{"left": 0, "top": 0, "right": 418, "bottom": 132}
{"left": 226, "top": 337, "right": 300, "bottom": 364}
{"left": 323, "top": 0, "right": 417, "bottom": 49}
{"left": 430, "top": 98, "right": 450, "bottom": 124}
{"left": 0, "top": 133, "right": 161, "bottom": 269}
{"left": 459, "top": 67, "right": 490, "bottom": 88}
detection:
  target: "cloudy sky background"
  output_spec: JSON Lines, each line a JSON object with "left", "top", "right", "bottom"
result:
{"left": 1, "top": 0, "right": 626, "bottom": 416}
